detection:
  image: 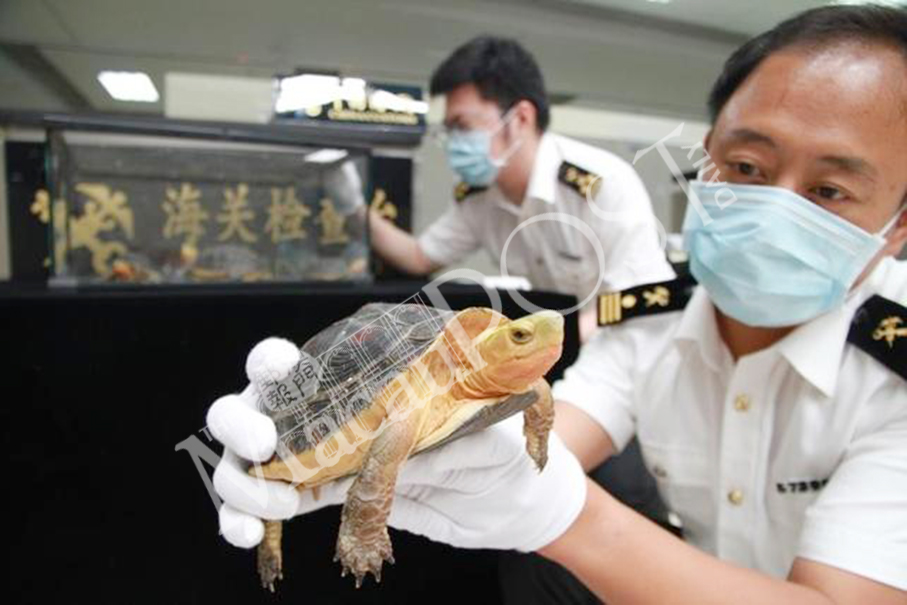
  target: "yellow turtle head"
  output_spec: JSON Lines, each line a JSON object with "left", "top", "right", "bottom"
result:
{"left": 467, "top": 310, "right": 564, "bottom": 394}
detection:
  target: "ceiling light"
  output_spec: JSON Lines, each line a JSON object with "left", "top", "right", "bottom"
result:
{"left": 97, "top": 71, "right": 160, "bottom": 102}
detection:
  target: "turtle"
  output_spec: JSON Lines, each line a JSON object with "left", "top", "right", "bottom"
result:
{"left": 249, "top": 302, "right": 564, "bottom": 590}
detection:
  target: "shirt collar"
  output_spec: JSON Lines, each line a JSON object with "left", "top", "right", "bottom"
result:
{"left": 777, "top": 258, "right": 894, "bottom": 397}
{"left": 775, "top": 300, "right": 857, "bottom": 397}
{"left": 524, "top": 132, "right": 560, "bottom": 205}
{"left": 673, "top": 286, "right": 731, "bottom": 374}
{"left": 674, "top": 259, "right": 894, "bottom": 397}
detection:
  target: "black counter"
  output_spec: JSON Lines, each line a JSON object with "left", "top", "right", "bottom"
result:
{"left": 3, "top": 281, "right": 579, "bottom": 604}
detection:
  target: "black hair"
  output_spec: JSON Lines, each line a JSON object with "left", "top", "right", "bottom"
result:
{"left": 430, "top": 35, "right": 550, "bottom": 132}
{"left": 708, "top": 5, "right": 907, "bottom": 123}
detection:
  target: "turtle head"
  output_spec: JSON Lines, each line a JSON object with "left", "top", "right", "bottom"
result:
{"left": 468, "top": 310, "right": 564, "bottom": 394}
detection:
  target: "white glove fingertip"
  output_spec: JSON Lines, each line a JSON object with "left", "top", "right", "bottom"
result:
{"left": 207, "top": 395, "right": 277, "bottom": 462}
{"left": 246, "top": 337, "right": 300, "bottom": 384}
{"left": 214, "top": 451, "right": 301, "bottom": 520}
{"left": 219, "top": 503, "right": 264, "bottom": 548}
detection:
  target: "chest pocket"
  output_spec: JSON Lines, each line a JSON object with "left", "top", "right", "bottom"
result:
{"left": 638, "top": 441, "right": 714, "bottom": 545}
{"left": 549, "top": 213, "right": 592, "bottom": 294}
{"left": 555, "top": 249, "right": 583, "bottom": 286}
{"left": 764, "top": 476, "right": 825, "bottom": 530}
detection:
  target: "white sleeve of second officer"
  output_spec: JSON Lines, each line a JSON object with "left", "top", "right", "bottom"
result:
{"left": 587, "top": 157, "right": 675, "bottom": 291}
{"left": 417, "top": 203, "right": 482, "bottom": 267}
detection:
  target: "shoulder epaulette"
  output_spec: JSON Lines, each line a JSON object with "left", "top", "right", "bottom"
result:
{"left": 847, "top": 295, "right": 907, "bottom": 381}
{"left": 558, "top": 161, "right": 602, "bottom": 199}
{"left": 454, "top": 182, "right": 487, "bottom": 203}
{"left": 598, "top": 274, "right": 697, "bottom": 326}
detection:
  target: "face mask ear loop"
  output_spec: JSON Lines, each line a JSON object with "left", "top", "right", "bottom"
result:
{"left": 877, "top": 202, "right": 906, "bottom": 238}
{"left": 490, "top": 106, "right": 525, "bottom": 168}
{"left": 842, "top": 202, "right": 906, "bottom": 303}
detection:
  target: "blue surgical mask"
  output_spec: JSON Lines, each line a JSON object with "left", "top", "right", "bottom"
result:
{"left": 445, "top": 109, "right": 521, "bottom": 187}
{"left": 682, "top": 180, "right": 901, "bottom": 327}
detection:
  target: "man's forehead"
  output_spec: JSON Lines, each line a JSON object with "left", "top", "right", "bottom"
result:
{"left": 714, "top": 46, "right": 907, "bottom": 163}
{"left": 443, "top": 101, "right": 501, "bottom": 128}
{"left": 720, "top": 44, "right": 907, "bottom": 131}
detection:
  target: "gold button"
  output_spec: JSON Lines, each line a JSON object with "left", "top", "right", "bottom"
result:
{"left": 621, "top": 294, "right": 637, "bottom": 309}
{"left": 733, "top": 394, "right": 751, "bottom": 412}
{"left": 652, "top": 464, "right": 667, "bottom": 479}
{"left": 727, "top": 489, "right": 744, "bottom": 506}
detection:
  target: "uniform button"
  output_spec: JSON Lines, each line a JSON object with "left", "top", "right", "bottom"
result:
{"left": 652, "top": 464, "right": 667, "bottom": 479}
{"left": 536, "top": 257, "right": 544, "bottom": 266}
{"left": 727, "top": 489, "right": 744, "bottom": 506}
{"left": 733, "top": 394, "right": 751, "bottom": 412}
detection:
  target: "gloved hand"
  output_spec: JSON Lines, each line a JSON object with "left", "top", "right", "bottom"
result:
{"left": 209, "top": 337, "right": 588, "bottom": 553}
{"left": 322, "top": 160, "right": 366, "bottom": 216}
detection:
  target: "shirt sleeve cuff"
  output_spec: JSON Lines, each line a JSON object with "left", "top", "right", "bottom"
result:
{"left": 798, "top": 512, "right": 907, "bottom": 590}
{"left": 551, "top": 380, "right": 636, "bottom": 453}
{"left": 417, "top": 232, "right": 453, "bottom": 266}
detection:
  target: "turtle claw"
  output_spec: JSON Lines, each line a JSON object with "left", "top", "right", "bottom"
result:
{"left": 335, "top": 528, "right": 394, "bottom": 588}
{"left": 524, "top": 431, "right": 549, "bottom": 472}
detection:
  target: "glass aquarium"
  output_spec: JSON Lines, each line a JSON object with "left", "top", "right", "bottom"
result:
{"left": 48, "top": 131, "right": 371, "bottom": 285}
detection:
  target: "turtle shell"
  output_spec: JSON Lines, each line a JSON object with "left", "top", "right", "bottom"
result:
{"left": 257, "top": 302, "right": 542, "bottom": 463}
{"left": 259, "top": 303, "right": 455, "bottom": 455}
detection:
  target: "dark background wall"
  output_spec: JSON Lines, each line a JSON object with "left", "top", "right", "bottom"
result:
{"left": 3, "top": 283, "right": 579, "bottom": 604}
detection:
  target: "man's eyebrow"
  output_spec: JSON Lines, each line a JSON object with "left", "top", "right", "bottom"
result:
{"left": 726, "top": 128, "right": 777, "bottom": 147}
{"left": 726, "top": 128, "right": 879, "bottom": 182}
{"left": 818, "top": 155, "right": 879, "bottom": 181}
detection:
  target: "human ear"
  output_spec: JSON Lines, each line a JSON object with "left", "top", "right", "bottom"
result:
{"left": 515, "top": 99, "right": 537, "bottom": 133}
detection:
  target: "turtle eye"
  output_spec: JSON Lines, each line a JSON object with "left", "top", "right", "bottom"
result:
{"left": 510, "top": 327, "right": 533, "bottom": 344}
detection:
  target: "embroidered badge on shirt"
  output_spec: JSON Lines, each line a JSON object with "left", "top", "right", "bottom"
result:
{"left": 872, "top": 316, "right": 907, "bottom": 349}
{"left": 453, "top": 182, "right": 487, "bottom": 203}
{"left": 558, "top": 161, "right": 602, "bottom": 199}
{"left": 848, "top": 295, "right": 907, "bottom": 381}
{"left": 597, "top": 274, "right": 697, "bottom": 326}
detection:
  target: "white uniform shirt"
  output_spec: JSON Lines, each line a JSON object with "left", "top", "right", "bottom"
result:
{"left": 552, "top": 257, "right": 907, "bottom": 590}
{"left": 418, "top": 133, "right": 674, "bottom": 306}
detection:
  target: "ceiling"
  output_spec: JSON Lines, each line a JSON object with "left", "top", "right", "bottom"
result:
{"left": 0, "top": 0, "right": 851, "bottom": 121}
{"left": 563, "top": 0, "right": 837, "bottom": 35}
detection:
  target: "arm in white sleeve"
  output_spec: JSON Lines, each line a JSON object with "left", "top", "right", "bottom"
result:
{"left": 795, "top": 380, "right": 907, "bottom": 590}
{"left": 587, "top": 160, "right": 675, "bottom": 291}
{"left": 417, "top": 203, "right": 482, "bottom": 267}
{"left": 551, "top": 326, "right": 637, "bottom": 454}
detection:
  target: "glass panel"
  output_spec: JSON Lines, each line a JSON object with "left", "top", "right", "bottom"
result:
{"left": 48, "top": 131, "right": 371, "bottom": 285}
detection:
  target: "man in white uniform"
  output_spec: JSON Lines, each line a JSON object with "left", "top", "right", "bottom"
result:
{"left": 207, "top": 5, "right": 907, "bottom": 603}
{"left": 364, "top": 36, "right": 673, "bottom": 340}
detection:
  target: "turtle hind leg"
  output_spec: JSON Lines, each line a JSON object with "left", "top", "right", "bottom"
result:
{"left": 257, "top": 520, "right": 284, "bottom": 592}
{"left": 523, "top": 379, "right": 554, "bottom": 471}
{"left": 334, "top": 517, "right": 395, "bottom": 588}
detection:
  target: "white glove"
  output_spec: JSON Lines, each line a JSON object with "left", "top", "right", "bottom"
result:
{"left": 323, "top": 160, "right": 366, "bottom": 216}
{"left": 209, "top": 337, "right": 588, "bottom": 553}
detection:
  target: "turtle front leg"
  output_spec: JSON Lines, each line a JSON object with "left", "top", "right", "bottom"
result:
{"left": 522, "top": 379, "right": 554, "bottom": 471}
{"left": 335, "top": 406, "right": 422, "bottom": 587}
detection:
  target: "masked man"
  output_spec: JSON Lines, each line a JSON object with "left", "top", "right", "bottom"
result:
{"left": 207, "top": 5, "right": 907, "bottom": 603}
{"left": 360, "top": 36, "right": 674, "bottom": 341}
